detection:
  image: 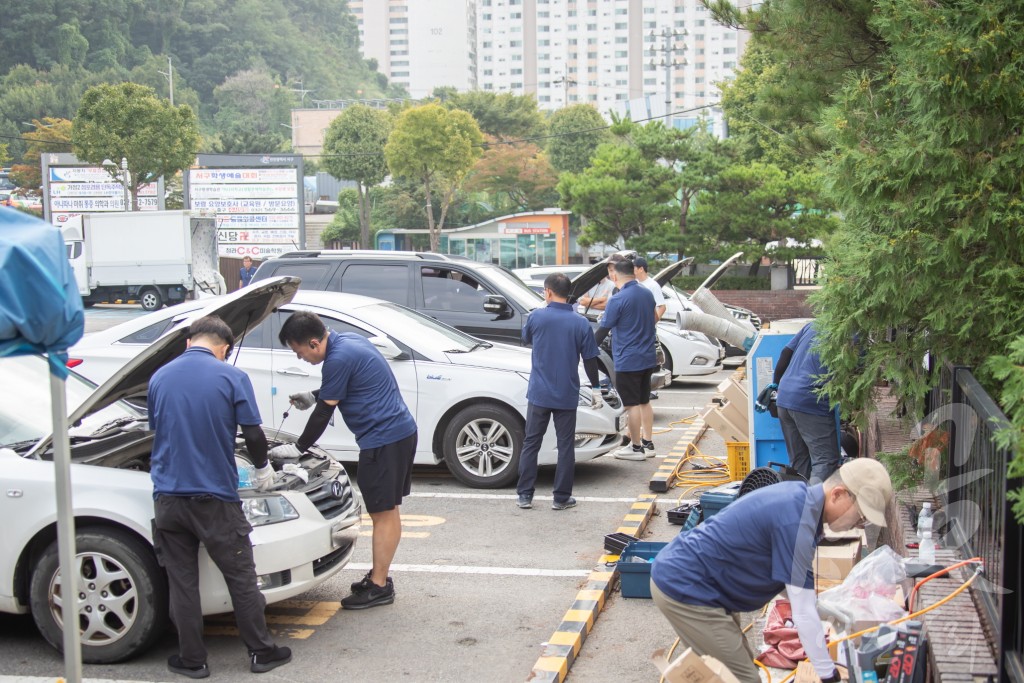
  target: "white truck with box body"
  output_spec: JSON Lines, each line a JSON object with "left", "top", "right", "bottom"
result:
{"left": 62, "top": 210, "right": 224, "bottom": 310}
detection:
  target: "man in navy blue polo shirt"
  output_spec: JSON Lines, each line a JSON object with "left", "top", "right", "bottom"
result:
{"left": 650, "top": 459, "right": 892, "bottom": 683}
{"left": 594, "top": 259, "right": 657, "bottom": 461}
{"left": 516, "top": 272, "right": 603, "bottom": 511}
{"left": 271, "top": 311, "right": 417, "bottom": 610}
{"left": 771, "top": 321, "right": 841, "bottom": 483}
{"left": 149, "top": 315, "right": 291, "bottom": 678}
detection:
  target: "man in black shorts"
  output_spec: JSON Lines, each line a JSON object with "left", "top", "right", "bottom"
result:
{"left": 595, "top": 259, "right": 658, "bottom": 461}
{"left": 269, "top": 312, "right": 418, "bottom": 609}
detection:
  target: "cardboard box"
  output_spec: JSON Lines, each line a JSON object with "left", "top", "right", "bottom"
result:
{"left": 703, "top": 405, "right": 748, "bottom": 443}
{"left": 652, "top": 647, "right": 742, "bottom": 683}
{"left": 814, "top": 539, "right": 862, "bottom": 582}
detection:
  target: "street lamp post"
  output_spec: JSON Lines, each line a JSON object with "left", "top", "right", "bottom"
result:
{"left": 121, "top": 158, "right": 131, "bottom": 212}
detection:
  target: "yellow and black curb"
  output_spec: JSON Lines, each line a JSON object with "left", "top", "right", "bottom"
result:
{"left": 527, "top": 493, "right": 657, "bottom": 683}
{"left": 648, "top": 415, "right": 707, "bottom": 493}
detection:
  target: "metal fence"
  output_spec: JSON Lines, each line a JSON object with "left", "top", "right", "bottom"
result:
{"left": 929, "top": 361, "right": 1023, "bottom": 682}
{"left": 792, "top": 258, "right": 822, "bottom": 286}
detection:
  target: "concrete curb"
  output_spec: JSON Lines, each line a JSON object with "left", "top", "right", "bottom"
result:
{"left": 526, "top": 493, "right": 657, "bottom": 683}
{"left": 648, "top": 416, "right": 707, "bottom": 492}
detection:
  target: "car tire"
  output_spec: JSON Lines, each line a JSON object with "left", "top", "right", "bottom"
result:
{"left": 442, "top": 404, "right": 523, "bottom": 488}
{"left": 29, "top": 528, "right": 168, "bottom": 664}
{"left": 138, "top": 288, "right": 163, "bottom": 311}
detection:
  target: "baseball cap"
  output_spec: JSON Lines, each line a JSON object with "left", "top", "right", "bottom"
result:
{"left": 634, "top": 257, "right": 648, "bottom": 270}
{"left": 838, "top": 459, "right": 893, "bottom": 526}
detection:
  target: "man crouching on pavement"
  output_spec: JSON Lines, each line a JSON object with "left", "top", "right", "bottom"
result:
{"left": 650, "top": 459, "right": 893, "bottom": 683}
{"left": 270, "top": 311, "right": 418, "bottom": 610}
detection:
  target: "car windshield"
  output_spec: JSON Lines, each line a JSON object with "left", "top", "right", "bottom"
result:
{"left": 472, "top": 264, "right": 545, "bottom": 310}
{"left": 351, "top": 301, "right": 484, "bottom": 353}
{"left": 0, "top": 355, "right": 142, "bottom": 450}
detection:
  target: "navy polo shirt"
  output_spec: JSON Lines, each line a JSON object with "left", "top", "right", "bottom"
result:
{"left": 600, "top": 280, "right": 656, "bottom": 372}
{"left": 651, "top": 481, "right": 824, "bottom": 613}
{"left": 319, "top": 331, "right": 417, "bottom": 449}
{"left": 777, "top": 322, "right": 833, "bottom": 416}
{"left": 523, "top": 301, "right": 601, "bottom": 410}
{"left": 149, "top": 347, "right": 262, "bottom": 502}
{"left": 239, "top": 265, "right": 257, "bottom": 287}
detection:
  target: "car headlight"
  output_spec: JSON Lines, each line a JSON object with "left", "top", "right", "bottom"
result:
{"left": 241, "top": 495, "right": 299, "bottom": 527}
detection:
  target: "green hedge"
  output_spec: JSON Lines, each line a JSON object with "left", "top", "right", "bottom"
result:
{"left": 670, "top": 275, "right": 771, "bottom": 291}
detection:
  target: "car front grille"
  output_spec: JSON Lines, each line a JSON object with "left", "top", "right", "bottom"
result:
{"left": 312, "top": 545, "right": 350, "bottom": 577}
{"left": 304, "top": 473, "right": 355, "bottom": 520}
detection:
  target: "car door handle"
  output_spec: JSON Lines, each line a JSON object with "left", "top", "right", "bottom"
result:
{"left": 275, "top": 368, "right": 309, "bottom": 377}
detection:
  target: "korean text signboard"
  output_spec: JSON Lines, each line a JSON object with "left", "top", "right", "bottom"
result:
{"left": 42, "top": 153, "right": 165, "bottom": 226}
{"left": 185, "top": 155, "right": 305, "bottom": 259}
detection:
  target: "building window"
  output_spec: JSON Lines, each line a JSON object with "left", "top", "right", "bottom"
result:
{"left": 644, "top": 78, "right": 656, "bottom": 85}
{"left": 539, "top": 53, "right": 550, "bottom": 60}
{"left": 587, "top": 23, "right": 597, "bottom": 30}
{"left": 510, "top": 40, "right": 522, "bottom": 47}
{"left": 588, "top": 9, "right": 597, "bottom": 16}
{"left": 696, "top": 62, "right": 705, "bottom": 69}
{"left": 391, "top": 71, "right": 409, "bottom": 77}
{"left": 694, "top": 48, "right": 705, "bottom": 55}
{"left": 615, "top": 22, "right": 627, "bottom": 29}
{"left": 615, "top": 50, "right": 627, "bottom": 58}
{"left": 392, "top": 60, "right": 409, "bottom": 66}
{"left": 675, "top": 20, "right": 685, "bottom": 28}
{"left": 723, "top": 47, "right": 736, "bottom": 54}
{"left": 723, "top": 61, "right": 736, "bottom": 68}
{"left": 512, "top": 81, "right": 523, "bottom": 88}
{"left": 484, "top": 84, "right": 493, "bottom": 90}
{"left": 615, "top": 36, "right": 627, "bottom": 43}
{"left": 389, "top": 28, "right": 408, "bottom": 34}
{"left": 695, "top": 77, "right": 705, "bottom": 83}
{"left": 615, "top": 64, "right": 628, "bottom": 72}
{"left": 539, "top": 24, "right": 549, "bottom": 31}
{"left": 540, "top": 95, "right": 551, "bottom": 102}
{"left": 568, "top": 10, "right": 577, "bottom": 16}
{"left": 643, "top": 7, "right": 655, "bottom": 14}
{"left": 539, "top": 39, "right": 550, "bottom": 46}
{"left": 615, "top": 8, "right": 627, "bottom": 15}
{"left": 511, "top": 12, "right": 521, "bottom": 18}
{"left": 389, "top": 17, "right": 408, "bottom": 23}
{"left": 644, "top": 63, "right": 656, "bottom": 71}
{"left": 539, "top": 11, "right": 549, "bottom": 17}
{"left": 616, "top": 93, "right": 628, "bottom": 99}
{"left": 644, "top": 21, "right": 657, "bottom": 29}
{"left": 615, "top": 79, "right": 627, "bottom": 86}
{"left": 695, "top": 19, "right": 706, "bottom": 26}
{"left": 587, "top": 65, "right": 597, "bottom": 72}
{"left": 695, "top": 33, "right": 704, "bottom": 40}
{"left": 568, "top": 24, "right": 577, "bottom": 31}
{"left": 568, "top": 38, "right": 577, "bottom": 45}
{"left": 587, "top": 51, "right": 597, "bottom": 58}
{"left": 512, "top": 54, "right": 522, "bottom": 60}
{"left": 511, "top": 68, "right": 522, "bottom": 74}
{"left": 483, "top": 69, "right": 493, "bottom": 75}
{"left": 483, "top": 13, "right": 491, "bottom": 19}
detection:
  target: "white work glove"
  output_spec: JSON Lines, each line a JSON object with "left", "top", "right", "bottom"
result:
{"left": 269, "top": 443, "right": 303, "bottom": 460}
{"left": 289, "top": 391, "right": 316, "bottom": 410}
{"left": 591, "top": 391, "right": 604, "bottom": 410}
{"left": 254, "top": 463, "right": 275, "bottom": 491}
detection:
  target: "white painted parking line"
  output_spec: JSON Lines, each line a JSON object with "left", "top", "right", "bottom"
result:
{"left": 345, "top": 562, "right": 591, "bottom": 578}
{"left": 406, "top": 491, "right": 689, "bottom": 506}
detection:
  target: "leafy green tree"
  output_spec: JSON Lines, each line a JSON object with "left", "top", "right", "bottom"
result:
{"left": 13, "top": 117, "right": 73, "bottom": 189}
{"left": 546, "top": 104, "right": 610, "bottom": 174}
{"left": 689, "top": 162, "right": 838, "bottom": 267}
{"left": 463, "top": 138, "right": 559, "bottom": 213}
{"left": 322, "top": 104, "right": 392, "bottom": 248}
{"left": 72, "top": 82, "right": 200, "bottom": 210}
{"left": 802, "top": 0, "right": 1024, "bottom": 517}
{"left": 558, "top": 142, "right": 676, "bottom": 246}
{"left": 215, "top": 130, "right": 290, "bottom": 154}
{"left": 439, "top": 90, "right": 546, "bottom": 140}
{"left": 385, "top": 104, "right": 483, "bottom": 251}
{"left": 213, "top": 68, "right": 295, "bottom": 137}
{"left": 319, "top": 188, "right": 361, "bottom": 247}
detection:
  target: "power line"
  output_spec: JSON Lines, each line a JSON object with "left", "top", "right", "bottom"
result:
{"left": 0, "top": 133, "right": 72, "bottom": 148}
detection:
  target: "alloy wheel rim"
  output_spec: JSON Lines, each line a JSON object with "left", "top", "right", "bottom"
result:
{"left": 48, "top": 551, "right": 139, "bottom": 645}
{"left": 455, "top": 418, "right": 514, "bottom": 478}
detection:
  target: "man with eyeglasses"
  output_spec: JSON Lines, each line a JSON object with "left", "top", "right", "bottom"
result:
{"left": 651, "top": 459, "right": 892, "bottom": 683}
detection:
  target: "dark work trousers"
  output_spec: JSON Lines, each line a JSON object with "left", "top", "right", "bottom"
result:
{"left": 777, "top": 406, "right": 841, "bottom": 485}
{"left": 516, "top": 403, "right": 578, "bottom": 504}
{"left": 154, "top": 495, "right": 275, "bottom": 666}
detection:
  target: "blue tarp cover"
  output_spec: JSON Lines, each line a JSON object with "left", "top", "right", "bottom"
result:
{"left": 0, "top": 207, "right": 84, "bottom": 377}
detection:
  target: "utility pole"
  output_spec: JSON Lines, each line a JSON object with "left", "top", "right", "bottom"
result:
{"left": 553, "top": 74, "right": 577, "bottom": 107}
{"left": 649, "top": 28, "right": 687, "bottom": 121}
{"left": 158, "top": 56, "right": 174, "bottom": 106}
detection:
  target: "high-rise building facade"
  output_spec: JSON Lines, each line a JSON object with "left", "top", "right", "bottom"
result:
{"left": 476, "top": 0, "right": 746, "bottom": 129}
{"left": 349, "top": 0, "right": 478, "bottom": 98}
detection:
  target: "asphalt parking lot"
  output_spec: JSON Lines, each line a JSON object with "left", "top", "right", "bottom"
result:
{"left": 1, "top": 305, "right": 733, "bottom": 682}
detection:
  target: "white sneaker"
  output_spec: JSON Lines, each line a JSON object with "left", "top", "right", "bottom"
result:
{"left": 615, "top": 444, "right": 647, "bottom": 461}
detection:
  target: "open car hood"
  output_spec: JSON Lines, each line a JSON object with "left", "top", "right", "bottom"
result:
{"left": 566, "top": 258, "right": 613, "bottom": 305}
{"left": 652, "top": 257, "right": 693, "bottom": 287}
{"left": 699, "top": 252, "right": 744, "bottom": 290}
{"left": 29, "top": 276, "right": 299, "bottom": 457}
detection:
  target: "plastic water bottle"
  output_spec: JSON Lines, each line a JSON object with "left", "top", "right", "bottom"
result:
{"left": 237, "top": 464, "right": 255, "bottom": 490}
{"left": 917, "top": 502, "right": 935, "bottom": 563}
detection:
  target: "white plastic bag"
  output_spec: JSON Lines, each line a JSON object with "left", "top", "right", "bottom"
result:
{"left": 816, "top": 545, "right": 908, "bottom": 628}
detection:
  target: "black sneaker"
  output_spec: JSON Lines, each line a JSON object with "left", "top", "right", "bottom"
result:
{"left": 350, "top": 571, "right": 374, "bottom": 594}
{"left": 641, "top": 440, "right": 656, "bottom": 458}
{"left": 250, "top": 645, "right": 292, "bottom": 674}
{"left": 517, "top": 494, "right": 533, "bottom": 509}
{"left": 342, "top": 577, "right": 395, "bottom": 610}
{"left": 167, "top": 655, "right": 210, "bottom": 679}
{"left": 552, "top": 497, "right": 577, "bottom": 510}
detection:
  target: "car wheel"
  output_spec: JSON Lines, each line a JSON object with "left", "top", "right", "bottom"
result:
{"left": 139, "top": 288, "right": 163, "bottom": 311}
{"left": 29, "top": 529, "right": 168, "bottom": 664}
{"left": 442, "top": 404, "right": 523, "bottom": 488}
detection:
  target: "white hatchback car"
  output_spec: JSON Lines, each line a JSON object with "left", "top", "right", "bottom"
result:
{"left": 71, "top": 291, "right": 626, "bottom": 489}
{"left": 1, "top": 278, "right": 361, "bottom": 664}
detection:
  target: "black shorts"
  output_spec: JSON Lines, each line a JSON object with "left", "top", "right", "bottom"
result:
{"left": 357, "top": 431, "right": 418, "bottom": 514}
{"left": 615, "top": 368, "right": 654, "bottom": 407}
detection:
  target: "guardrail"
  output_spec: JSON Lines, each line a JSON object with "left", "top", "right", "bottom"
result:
{"left": 928, "top": 361, "right": 1023, "bottom": 682}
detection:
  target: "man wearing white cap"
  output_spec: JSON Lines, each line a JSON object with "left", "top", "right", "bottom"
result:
{"left": 651, "top": 458, "right": 893, "bottom": 683}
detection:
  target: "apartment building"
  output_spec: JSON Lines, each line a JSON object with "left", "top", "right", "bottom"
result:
{"left": 476, "top": 0, "right": 747, "bottom": 129}
{"left": 348, "top": 0, "right": 478, "bottom": 98}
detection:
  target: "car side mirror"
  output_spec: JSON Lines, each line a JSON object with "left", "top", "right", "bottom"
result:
{"left": 483, "top": 295, "right": 512, "bottom": 319}
{"left": 369, "top": 335, "right": 407, "bottom": 360}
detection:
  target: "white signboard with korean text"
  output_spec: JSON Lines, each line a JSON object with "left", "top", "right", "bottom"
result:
{"left": 42, "top": 153, "right": 165, "bottom": 225}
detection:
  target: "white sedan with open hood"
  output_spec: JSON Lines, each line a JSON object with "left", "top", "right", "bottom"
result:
{"left": 0, "top": 277, "right": 361, "bottom": 664}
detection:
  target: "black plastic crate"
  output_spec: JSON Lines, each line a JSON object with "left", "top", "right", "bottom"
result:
{"left": 667, "top": 501, "right": 698, "bottom": 525}
{"left": 603, "top": 532, "right": 637, "bottom": 555}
